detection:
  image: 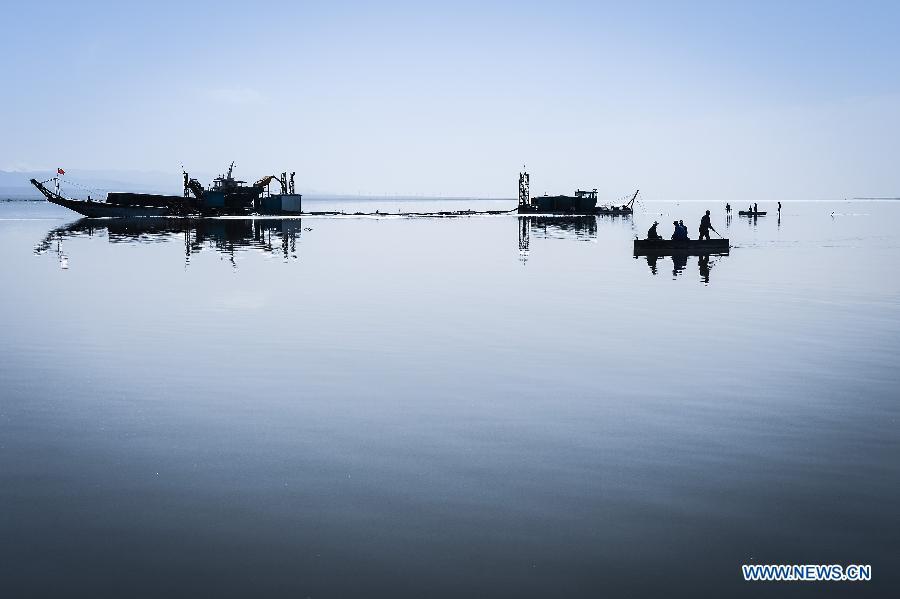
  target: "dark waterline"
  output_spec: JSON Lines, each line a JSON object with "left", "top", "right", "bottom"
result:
{"left": 1, "top": 200, "right": 898, "bottom": 597}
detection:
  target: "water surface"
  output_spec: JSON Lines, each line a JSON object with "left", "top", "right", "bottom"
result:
{"left": 1, "top": 199, "right": 898, "bottom": 597}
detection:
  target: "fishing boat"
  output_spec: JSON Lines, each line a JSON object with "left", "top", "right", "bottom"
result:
{"left": 516, "top": 171, "right": 637, "bottom": 215}
{"left": 737, "top": 210, "right": 766, "bottom": 216}
{"left": 633, "top": 238, "right": 730, "bottom": 255}
{"left": 29, "top": 163, "right": 303, "bottom": 218}
{"left": 29, "top": 180, "right": 183, "bottom": 217}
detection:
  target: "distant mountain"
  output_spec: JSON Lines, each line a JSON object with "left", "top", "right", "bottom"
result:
{"left": 0, "top": 169, "right": 191, "bottom": 199}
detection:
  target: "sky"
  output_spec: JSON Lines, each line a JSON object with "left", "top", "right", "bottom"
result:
{"left": 2, "top": 0, "right": 899, "bottom": 200}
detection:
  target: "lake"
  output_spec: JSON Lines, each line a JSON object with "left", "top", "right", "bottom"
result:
{"left": 1, "top": 199, "right": 898, "bottom": 597}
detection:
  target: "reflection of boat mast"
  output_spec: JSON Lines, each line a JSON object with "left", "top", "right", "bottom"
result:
{"left": 515, "top": 215, "right": 598, "bottom": 264}
{"left": 33, "top": 224, "right": 70, "bottom": 268}
{"left": 518, "top": 216, "right": 530, "bottom": 263}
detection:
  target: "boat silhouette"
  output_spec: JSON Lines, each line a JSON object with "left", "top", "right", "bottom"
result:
{"left": 34, "top": 217, "right": 305, "bottom": 264}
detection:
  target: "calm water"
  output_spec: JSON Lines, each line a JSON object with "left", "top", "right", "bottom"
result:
{"left": 1, "top": 199, "right": 898, "bottom": 597}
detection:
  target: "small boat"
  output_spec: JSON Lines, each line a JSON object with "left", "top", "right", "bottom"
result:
{"left": 737, "top": 210, "right": 766, "bottom": 216}
{"left": 633, "top": 238, "right": 729, "bottom": 255}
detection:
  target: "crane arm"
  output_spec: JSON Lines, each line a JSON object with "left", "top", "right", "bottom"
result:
{"left": 626, "top": 189, "right": 639, "bottom": 209}
{"left": 254, "top": 174, "right": 287, "bottom": 194}
{"left": 254, "top": 175, "right": 276, "bottom": 187}
{"left": 187, "top": 178, "right": 206, "bottom": 200}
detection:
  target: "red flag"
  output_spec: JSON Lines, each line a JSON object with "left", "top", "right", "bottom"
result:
{"left": 57, "top": 168, "right": 65, "bottom": 175}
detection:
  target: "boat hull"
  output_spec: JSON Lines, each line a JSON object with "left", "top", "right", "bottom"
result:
{"left": 737, "top": 211, "right": 766, "bottom": 216}
{"left": 633, "top": 239, "right": 730, "bottom": 255}
{"left": 48, "top": 196, "right": 171, "bottom": 217}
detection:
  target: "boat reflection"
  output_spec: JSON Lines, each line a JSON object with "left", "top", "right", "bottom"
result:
{"left": 640, "top": 253, "right": 723, "bottom": 283}
{"left": 35, "top": 217, "right": 305, "bottom": 266}
{"left": 518, "top": 216, "right": 597, "bottom": 262}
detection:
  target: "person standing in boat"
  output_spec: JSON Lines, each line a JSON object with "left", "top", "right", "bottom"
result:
{"left": 726, "top": 203, "right": 731, "bottom": 213}
{"left": 647, "top": 221, "right": 662, "bottom": 240}
{"left": 679, "top": 220, "right": 689, "bottom": 239}
{"left": 753, "top": 202, "right": 758, "bottom": 214}
{"left": 699, "top": 210, "right": 713, "bottom": 240}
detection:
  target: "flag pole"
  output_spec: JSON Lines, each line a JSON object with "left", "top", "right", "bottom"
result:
{"left": 55, "top": 168, "right": 64, "bottom": 197}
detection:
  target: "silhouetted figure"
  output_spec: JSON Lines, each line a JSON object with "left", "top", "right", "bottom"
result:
{"left": 671, "top": 220, "right": 688, "bottom": 240}
{"left": 679, "top": 220, "right": 689, "bottom": 239}
{"left": 699, "top": 210, "right": 713, "bottom": 240}
{"left": 726, "top": 203, "right": 731, "bottom": 212}
{"left": 699, "top": 255, "right": 710, "bottom": 283}
{"left": 753, "top": 202, "right": 758, "bottom": 214}
{"left": 777, "top": 201, "right": 782, "bottom": 213}
{"left": 647, "top": 221, "right": 662, "bottom": 240}
{"left": 671, "top": 220, "right": 680, "bottom": 240}
{"left": 671, "top": 254, "right": 688, "bottom": 276}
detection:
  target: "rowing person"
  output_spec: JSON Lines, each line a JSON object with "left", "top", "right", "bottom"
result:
{"left": 698, "top": 210, "right": 715, "bottom": 240}
{"left": 647, "top": 221, "right": 662, "bottom": 240}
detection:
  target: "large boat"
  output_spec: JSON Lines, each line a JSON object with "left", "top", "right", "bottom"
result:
{"left": 737, "top": 210, "right": 766, "bottom": 216}
{"left": 633, "top": 238, "right": 730, "bottom": 255}
{"left": 516, "top": 171, "right": 637, "bottom": 215}
{"left": 29, "top": 163, "right": 302, "bottom": 218}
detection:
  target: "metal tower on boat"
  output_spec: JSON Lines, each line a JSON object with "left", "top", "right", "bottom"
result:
{"left": 518, "top": 170, "right": 530, "bottom": 208}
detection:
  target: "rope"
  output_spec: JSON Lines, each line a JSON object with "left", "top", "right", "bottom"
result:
{"left": 60, "top": 179, "right": 101, "bottom": 196}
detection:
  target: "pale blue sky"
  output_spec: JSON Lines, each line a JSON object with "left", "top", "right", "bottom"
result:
{"left": 2, "top": 0, "right": 898, "bottom": 200}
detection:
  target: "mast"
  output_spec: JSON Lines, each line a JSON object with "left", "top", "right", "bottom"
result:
{"left": 518, "top": 170, "right": 530, "bottom": 208}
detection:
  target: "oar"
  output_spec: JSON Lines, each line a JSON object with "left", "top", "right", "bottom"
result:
{"left": 710, "top": 225, "right": 724, "bottom": 239}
